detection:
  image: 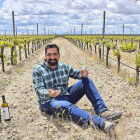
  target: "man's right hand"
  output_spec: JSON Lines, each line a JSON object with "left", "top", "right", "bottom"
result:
{"left": 48, "top": 89, "right": 61, "bottom": 97}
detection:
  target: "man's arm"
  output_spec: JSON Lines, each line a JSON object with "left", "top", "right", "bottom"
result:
{"left": 68, "top": 65, "right": 81, "bottom": 79}
{"left": 32, "top": 70, "right": 60, "bottom": 99}
{"left": 32, "top": 70, "right": 50, "bottom": 100}
{"left": 68, "top": 64, "right": 89, "bottom": 79}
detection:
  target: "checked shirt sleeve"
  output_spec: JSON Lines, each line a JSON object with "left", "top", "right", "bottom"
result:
{"left": 32, "top": 69, "right": 50, "bottom": 102}
{"left": 68, "top": 64, "right": 82, "bottom": 79}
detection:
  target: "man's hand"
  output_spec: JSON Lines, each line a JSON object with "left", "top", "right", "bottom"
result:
{"left": 80, "top": 69, "right": 89, "bottom": 77}
{"left": 48, "top": 89, "right": 61, "bottom": 97}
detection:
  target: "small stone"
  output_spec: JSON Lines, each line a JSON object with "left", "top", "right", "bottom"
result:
{"left": 35, "top": 123, "right": 39, "bottom": 126}
{"left": 123, "top": 112, "right": 132, "bottom": 118}
{"left": 30, "top": 118, "right": 34, "bottom": 122}
{"left": 73, "top": 125, "right": 78, "bottom": 131}
{"left": 13, "top": 128, "right": 17, "bottom": 133}
{"left": 108, "top": 95, "right": 112, "bottom": 98}
{"left": 14, "top": 105, "right": 17, "bottom": 108}
{"left": 30, "top": 98, "right": 33, "bottom": 101}
{"left": 7, "top": 135, "right": 13, "bottom": 139}
{"left": 7, "top": 130, "right": 10, "bottom": 134}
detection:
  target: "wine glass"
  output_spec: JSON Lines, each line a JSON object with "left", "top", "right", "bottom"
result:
{"left": 79, "top": 58, "right": 87, "bottom": 70}
{"left": 79, "top": 56, "right": 88, "bottom": 77}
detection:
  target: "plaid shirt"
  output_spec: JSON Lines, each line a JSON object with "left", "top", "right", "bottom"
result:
{"left": 32, "top": 60, "right": 82, "bottom": 105}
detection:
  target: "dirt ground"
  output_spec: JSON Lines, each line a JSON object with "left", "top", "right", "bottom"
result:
{"left": 0, "top": 37, "right": 140, "bottom": 140}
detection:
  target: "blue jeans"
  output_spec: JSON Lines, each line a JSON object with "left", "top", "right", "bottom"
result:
{"left": 40, "top": 78, "right": 107, "bottom": 129}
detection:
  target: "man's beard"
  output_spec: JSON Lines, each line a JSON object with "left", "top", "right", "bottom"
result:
{"left": 47, "top": 59, "right": 58, "bottom": 66}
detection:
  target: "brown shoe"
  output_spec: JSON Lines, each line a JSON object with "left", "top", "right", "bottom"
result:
{"left": 102, "top": 121, "right": 116, "bottom": 137}
{"left": 100, "top": 110, "right": 122, "bottom": 120}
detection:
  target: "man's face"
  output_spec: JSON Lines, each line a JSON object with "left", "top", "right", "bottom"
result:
{"left": 45, "top": 48, "right": 60, "bottom": 68}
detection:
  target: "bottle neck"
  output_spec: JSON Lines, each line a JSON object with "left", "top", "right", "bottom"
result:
{"left": 2, "top": 95, "right": 6, "bottom": 103}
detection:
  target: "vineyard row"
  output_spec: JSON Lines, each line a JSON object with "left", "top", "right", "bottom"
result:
{"left": 63, "top": 35, "right": 140, "bottom": 86}
{"left": 0, "top": 35, "right": 56, "bottom": 72}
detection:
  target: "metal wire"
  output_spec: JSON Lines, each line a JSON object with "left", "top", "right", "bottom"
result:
{"left": 0, "top": 43, "right": 39, "bottom": 64}
{"left": 73, "top": 40, "right": 140, "bottom": 72}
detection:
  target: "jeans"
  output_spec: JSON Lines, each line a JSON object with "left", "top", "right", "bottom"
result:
{"left": 40, "top": 78, "right": 107, "bottom": 129}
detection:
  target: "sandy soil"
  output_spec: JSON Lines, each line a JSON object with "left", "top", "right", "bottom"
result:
{"left": 0, "top": 37, "right": 140, "bottom": 140}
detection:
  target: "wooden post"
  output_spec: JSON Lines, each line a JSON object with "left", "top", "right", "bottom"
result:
{"left": 37, "top": 23, "right": 38, "bottom": 36}
{"left": 123, "top": 24, "right": 124, "bottom": 39}
{"left": 16, "top": 27, "right": 17, "bottom": 36}
{"left": 81, "top": 23, "right": 83, "bottom": 37}
{"left": 5, "top": 29, "right": 6, "bottom": 36}
{"left": 27, "top": 29, "right": 28, "bottom": 35}
{"left": 81, "top": 23, "right": 83, "bottom": 48}
{"left": 44, "top": 27, "right": 46, "bottom": 35}
{"left": 11, "top": 11, "right": 16, "bottom": 65}
{"left": 12, "top": 11, "right": 15, "bottom": 38}
{"left": 102, "top": 11, "right": 106, "bottom": 62}
{"left": 130, "top": 28, "right": 132, "bottom": 34}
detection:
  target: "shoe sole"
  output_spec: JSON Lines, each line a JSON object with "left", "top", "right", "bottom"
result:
{"left": 106, "top": 113, "right": 122, "bottom": 121}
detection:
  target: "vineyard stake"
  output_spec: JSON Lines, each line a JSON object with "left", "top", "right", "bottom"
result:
{"left": 102, "top": 11, "right": 106, "bottom": 62}
{"left": 12, "top": 11, "right": 15, "bottom": 38}
{"left": 37, "top": 23, "right": 39, "bottom": 36}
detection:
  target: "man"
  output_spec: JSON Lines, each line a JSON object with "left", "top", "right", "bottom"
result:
{"left": 32, "top": 44, "right": 122, "bottom": 135}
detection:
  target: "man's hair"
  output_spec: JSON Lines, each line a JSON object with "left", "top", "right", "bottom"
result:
{"left": 45, "top": 44, "right": 59, "bottom": 54}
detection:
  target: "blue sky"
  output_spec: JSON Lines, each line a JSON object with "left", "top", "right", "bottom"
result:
{"left": 0, "top": 0, "right": 140, "bottom": 35}
{"left": 0, "top": 0, "right": 4, "bottom": 7}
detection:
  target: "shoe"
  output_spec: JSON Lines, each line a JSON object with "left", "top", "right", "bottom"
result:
{"left": 100, "top": 110, "right": 122, "bottom": 121}
{"left": 102, "top": 121, "right": 116, "bottom": 135}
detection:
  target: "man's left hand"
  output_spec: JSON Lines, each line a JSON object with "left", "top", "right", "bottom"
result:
{"left": 80, "top": 69, "right": 89, "bottom": 77}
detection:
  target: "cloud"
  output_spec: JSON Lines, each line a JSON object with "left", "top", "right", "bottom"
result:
{"left": 0, "top": 0, "right": 140, "bottom": 34}
{"left": 71, "top": 14, "right": 80, "bottom": 19}
{"left": 64, "top": 0, "right": 89, "bottom": 10}
{"left": 23, "top": 0, "right": 49, "bottom": 3}
{"left": 106, "top": 1, "right": 118, "bottom": 10}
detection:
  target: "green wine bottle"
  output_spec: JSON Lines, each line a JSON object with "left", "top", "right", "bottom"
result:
{"left": 1, "top": 95, "right": 10, "bottom": 121}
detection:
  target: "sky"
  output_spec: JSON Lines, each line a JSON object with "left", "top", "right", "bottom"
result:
{"left": 0, "top": 0, "right": 140, "bottom": 35}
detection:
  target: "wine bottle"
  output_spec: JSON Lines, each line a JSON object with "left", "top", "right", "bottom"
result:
{"left": 1, "top": 95, "right": 10, "bottom": 121}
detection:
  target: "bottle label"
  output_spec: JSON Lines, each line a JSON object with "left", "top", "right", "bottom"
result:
{"left": 2, "top": 107, "right": 10, "bottom": 120}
